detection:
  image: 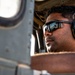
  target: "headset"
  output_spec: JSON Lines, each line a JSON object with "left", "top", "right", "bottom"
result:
{"left": 71, "top": 13, "right": 75, "bottom": 38}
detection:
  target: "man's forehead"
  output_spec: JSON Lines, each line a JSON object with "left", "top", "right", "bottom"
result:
{"left": 46, "top": 13, "right": 69, "bottom": 23}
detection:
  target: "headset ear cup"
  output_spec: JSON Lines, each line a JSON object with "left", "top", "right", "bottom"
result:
{"left": 71, "top": 20, "right": 75, "bottom": 38}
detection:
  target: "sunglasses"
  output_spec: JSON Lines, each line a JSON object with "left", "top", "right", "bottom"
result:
{"left": 43, "top": 20, "right": 72, "bottom": 33}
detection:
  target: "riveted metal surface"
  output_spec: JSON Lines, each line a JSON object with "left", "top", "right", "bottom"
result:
{"left": 0, "top": 0, "right": 34, "bottom": 65}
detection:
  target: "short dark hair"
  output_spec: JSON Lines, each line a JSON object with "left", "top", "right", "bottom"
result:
{"left": 47, "top": 5, "right": 75, "bottom": 21}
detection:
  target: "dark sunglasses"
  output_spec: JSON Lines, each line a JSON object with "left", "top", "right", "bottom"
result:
{"left": 43, "top": 20, "right": 72, "bottom": 33}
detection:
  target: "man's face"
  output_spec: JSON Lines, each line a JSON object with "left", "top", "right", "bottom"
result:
{"left": 43, "top": 13, "right": 73, "bottom": 52}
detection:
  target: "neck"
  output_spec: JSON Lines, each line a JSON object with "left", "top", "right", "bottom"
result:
{"left": 61, "top": 40, "right": 75, "bottom": 52}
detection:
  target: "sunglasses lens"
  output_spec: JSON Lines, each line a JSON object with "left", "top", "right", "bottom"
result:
{"left": 43, "top": 22, "right": 59, "bottom": 33}
{"left": 43, "top": 25, "right": 47, "bottom": 33}
{"left": 49, "top": 22, "right": 58, "bottom": 32}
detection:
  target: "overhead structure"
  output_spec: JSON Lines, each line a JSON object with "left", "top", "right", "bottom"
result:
{"left": 34, "top": 0, "right": 75, "bottom": 26}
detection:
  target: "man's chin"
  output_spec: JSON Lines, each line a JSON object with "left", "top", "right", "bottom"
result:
{"left": 46, "top": 45, "right": 52, "bottom": 52}
{"left": 46, "top": 44, "right": 58, "bottom": 52}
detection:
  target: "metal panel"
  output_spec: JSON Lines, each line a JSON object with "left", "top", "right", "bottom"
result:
{"left": 0, "top": 0, "right": 34, "bottom": 65}
{"left": 0, "top": 58, "right": 17, "bottom": 75}
{"left": 17, "top": 66, "right": 33, "bottom": 75}
{"left": 0, "top": 67, "right": 15, "bottom": 75}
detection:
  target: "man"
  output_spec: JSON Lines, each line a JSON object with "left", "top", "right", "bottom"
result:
{"left": 43, "top": 5, "right": 75, "bottom": 52}
{"left": 31, "top": 5, "right": 75, "bottom": 73}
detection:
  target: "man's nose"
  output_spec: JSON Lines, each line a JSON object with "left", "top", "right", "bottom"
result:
{"left": 45, "top": 31, "right": 53, "bottom": 36}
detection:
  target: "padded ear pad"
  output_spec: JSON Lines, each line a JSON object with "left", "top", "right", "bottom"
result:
{"left": 71, "top": 19, "right": 75, "bottom": 38}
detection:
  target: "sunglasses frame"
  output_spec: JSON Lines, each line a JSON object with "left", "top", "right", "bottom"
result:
{"left": 43, "top": 20, "right": 72, "bottom": 33}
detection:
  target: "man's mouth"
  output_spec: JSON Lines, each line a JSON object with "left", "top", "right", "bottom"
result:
{"left": 46, "top": 39, "right": 54, "bottom": 46}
